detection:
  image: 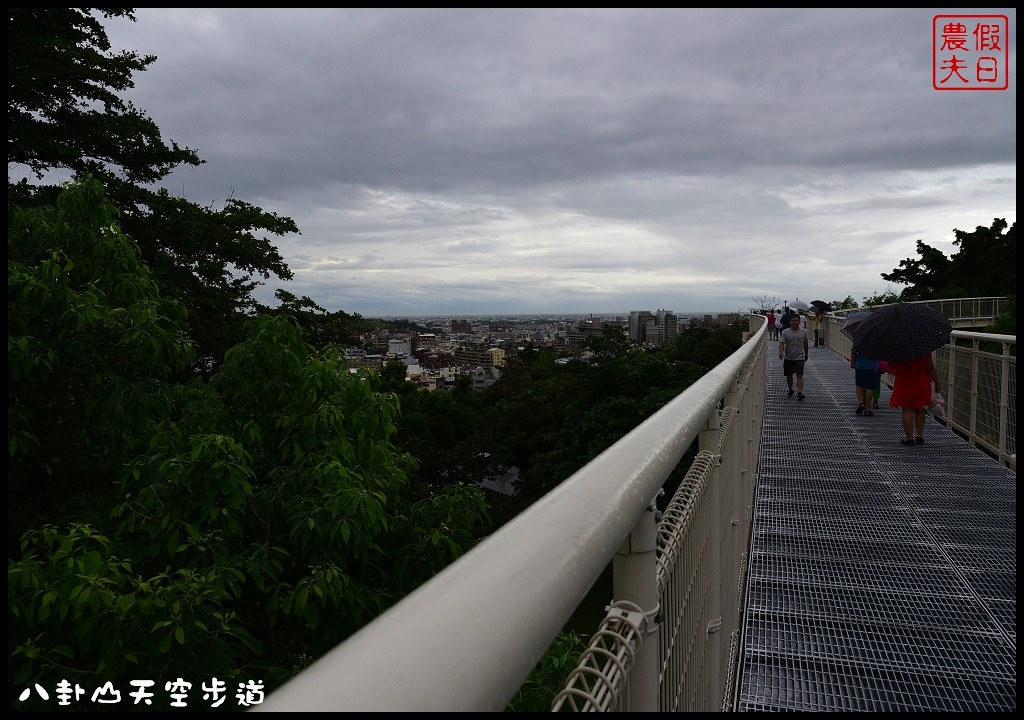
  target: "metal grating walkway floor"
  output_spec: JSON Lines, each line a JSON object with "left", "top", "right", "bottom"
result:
{"left": 734, "top": 347, "right": 1016, "bottom": 712}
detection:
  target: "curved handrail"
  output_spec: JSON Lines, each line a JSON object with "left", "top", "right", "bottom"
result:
{"left": 255, "top": 317, "right": 770, "bottom": 712}
{"left": 829, "top": 296, "right": 1006, "bottom": 320}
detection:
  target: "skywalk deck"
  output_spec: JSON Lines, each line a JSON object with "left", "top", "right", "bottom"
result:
{"left": 734, "top": 346, "right": 1016, "bottom": 712}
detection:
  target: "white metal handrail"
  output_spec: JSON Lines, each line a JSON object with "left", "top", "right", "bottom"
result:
{"left": 829, "top": 296, "right": 1006, "bottom": 321}
{"left": 255, "top": 317, "right": 770, "bottom": 712}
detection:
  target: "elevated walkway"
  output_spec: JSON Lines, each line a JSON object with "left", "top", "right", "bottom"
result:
{"left": 735, "top": 347, "right": 1016, "bottom": 711}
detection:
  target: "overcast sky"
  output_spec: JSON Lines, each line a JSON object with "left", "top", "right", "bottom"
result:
{"left": 93, "top": 9, "right": 1018, "bottom": 317}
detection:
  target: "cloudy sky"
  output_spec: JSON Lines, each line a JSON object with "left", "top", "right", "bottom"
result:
{"left": 94, "top": 9, "right": 1017, "bottom": 317}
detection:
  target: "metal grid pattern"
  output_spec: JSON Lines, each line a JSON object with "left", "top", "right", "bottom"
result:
{"left": 654, "top": 451, "right": 717, "bottom": 712}
{"left": 552, "top": 602, "right": 648, "bottom": 712}
{"left": 935, "top": 341, "right": 1016, "bottom": 467}
{"left": 734, "top": 349, "right": 1016, "bottom": 712}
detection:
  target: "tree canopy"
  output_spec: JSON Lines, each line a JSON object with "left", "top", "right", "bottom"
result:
{"left": 8, "top": 8, "right": 297, "bottom": 365}
{"left": 8, "top": 180, "right": 489, "bottom": 707}
{"left": 881, "top": 218, "right": 1015, "bottom": 302}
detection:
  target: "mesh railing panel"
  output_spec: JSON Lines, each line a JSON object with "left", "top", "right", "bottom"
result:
{"left": 551, "top": 602, "right": 649, "bottom": 712}
{"left": 654, "top": 452, "right": 715, "bottom": 712}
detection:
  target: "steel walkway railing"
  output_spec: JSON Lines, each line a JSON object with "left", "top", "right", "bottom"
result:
{"left": 255, "top": 298, "right": 1013, "bottom": 712}
{"left": 256, "top": 315, "right": 770, "bottom": 712}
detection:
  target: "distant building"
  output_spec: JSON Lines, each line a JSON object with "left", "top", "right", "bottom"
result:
{"left": 471, "top": 366, "right": 500, "bottom": 391}
{"left": 645, "top": 322, "right": 663, "bottom": 347}
{"left": 388, "top": 337, "right": 411, "bottom": 356}
{"left": 565, "top": 316, "right": 606, "bottom": 347}
{"left": 629, "top": 310, "right": 654, "bottom": 343}
{"left": 454, "top": 346, "right": 500, "bottom": 369}
{"left": 656, "top": 309, "right": 679, "bottom": 343}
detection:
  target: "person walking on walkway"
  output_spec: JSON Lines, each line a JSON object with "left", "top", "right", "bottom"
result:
{"left": 889, "top": 352, "right": 941, "bottom": 445}
{"left": 767, "top": 309, "right": 777, "bottom": 341}
{"left": 850, "top": 346, "right": 879, "bottom": 416}
{"left": 779, "top": 314, "right": 809, "bottom": 400}
{"left": 779, "top": 306, "right": 793, "bottom": 334}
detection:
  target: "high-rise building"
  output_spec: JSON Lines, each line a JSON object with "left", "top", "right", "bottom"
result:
{"left": 629, "top": 310, "right": 654, "bottom": 343}
{"left": 656, "top": 309, "right": 679, "bottom": 343}
{"left": 645, "top": 322, "right": 663, "bottom": 347}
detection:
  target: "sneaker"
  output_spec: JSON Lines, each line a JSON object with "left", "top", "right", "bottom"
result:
{"left": 863, "top": 409, "right": 874, "bottom": 416}
{"left": 797, "top": 393, "right": 805, "bottom": 401}
{"left": 856, "top": 404, "right": 865, "bottom": 415}
{"left": 915, "top": 436, "right": 925, "bottom": 445}
{"left": 872, "top": 402, "right": 880, "bottom": 409}
{"left": 787, "top": 389, "right": 794, "bottom": 397}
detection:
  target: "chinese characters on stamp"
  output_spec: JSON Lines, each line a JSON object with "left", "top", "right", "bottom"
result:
{"left": 934, "top": 15, "right": 1009, "bottom": 90}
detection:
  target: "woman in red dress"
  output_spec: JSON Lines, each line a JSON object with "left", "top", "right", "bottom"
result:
{"left": 888, "top": 352, "right": 941, "bottom": 445}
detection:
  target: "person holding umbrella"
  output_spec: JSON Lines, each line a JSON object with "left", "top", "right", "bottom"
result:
{"left": 779, "top": 313, "right": 809, "bottom": 400}
{"left": 810, "top": 301, "right": 831, "bottom": 347}
{"left": 850, "top": 303, "right": 950, "bottom": 446}
{"left": 889, "top": 353, "right": 942, "bottom": 445}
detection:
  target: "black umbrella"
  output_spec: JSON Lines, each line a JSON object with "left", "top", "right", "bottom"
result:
{"left": 810, "top": 300, "right": 832, "bottom": 314}
{"left": 850, "top": 303, "right": 952, "bottom": 364}
{"left": 840, "top": 311, "right": 873, "bottom": 341}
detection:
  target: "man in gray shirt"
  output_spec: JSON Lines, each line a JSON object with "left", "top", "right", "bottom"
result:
{"left": 779, "top": 314, "right": 809, "bottom": 400}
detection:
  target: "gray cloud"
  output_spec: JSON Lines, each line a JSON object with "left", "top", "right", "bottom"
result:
{"left": 92, "top": 8, "right": 1017, "bottom": 316}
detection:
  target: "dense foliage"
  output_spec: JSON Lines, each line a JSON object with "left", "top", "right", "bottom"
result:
{"left": 881, "top": 218, "right": 1015, "bottom": 333}
{"left": 8, "top": 8, "right": 297, "bottom": 366}
{"left": 8, "top": 181, "right": 488, "bottom": 709}
{"left": 882, "top": 218, "right": 1015, "bottom": 302}
{"left": 6, "top": 180, "right": 742, "bottom": 709}
{"left": 385, "top": 322, "right": 749, "bottom": 527}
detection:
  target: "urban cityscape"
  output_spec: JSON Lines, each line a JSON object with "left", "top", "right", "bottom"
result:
{"left": 345, "top": 309, "right": 744, "bottom": 391}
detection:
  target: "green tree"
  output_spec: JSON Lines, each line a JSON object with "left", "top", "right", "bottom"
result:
{"left": 881, "top": 218, "right": 1015, "bottom": 301}
{"left": 583, "top": 324, "right": 631, "bottom": 359}
{"left": 862, "top": 287, "right": 902, "bottom": 307}
{"left": 506, "top": 631, "right": 586, "bottom": 711}
{"left": 257, "top": 289, "right": 366, "bottom": 347}
{"left": 8, "top": 177, "right": 194, "bottom": 544}
{"left": 8, "top": 180, "right": 489, "bottom": 707}
{"left": 985, "top": 295, "right": 1016, "bottom": 336}
{"left": 8, "top": 8, "right": 298, "bottom": 365}
{"left": 829, "top": 295, "right": 859, "bottom": 311}
{"left": 480, "top": 321, "right": 745, "bottom": 515}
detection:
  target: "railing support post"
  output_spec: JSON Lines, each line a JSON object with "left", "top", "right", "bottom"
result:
{"left": 947, "top": 343, "right": 956, "bottom": 428}
{"left": 969, "top": 338, "right": 979, "bottom": 447}
{"left": 999, "top": 341, "right": 1009, "bottom": 465}
{"left": 614, "top": 505, "right": 660, "bottom": 712}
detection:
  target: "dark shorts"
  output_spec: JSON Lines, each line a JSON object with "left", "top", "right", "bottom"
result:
{"left": 855, "top": 368, "right": 880, "bottom": 388}
{"left": 783, "top": 359, "right": 805, "bottom": 377}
